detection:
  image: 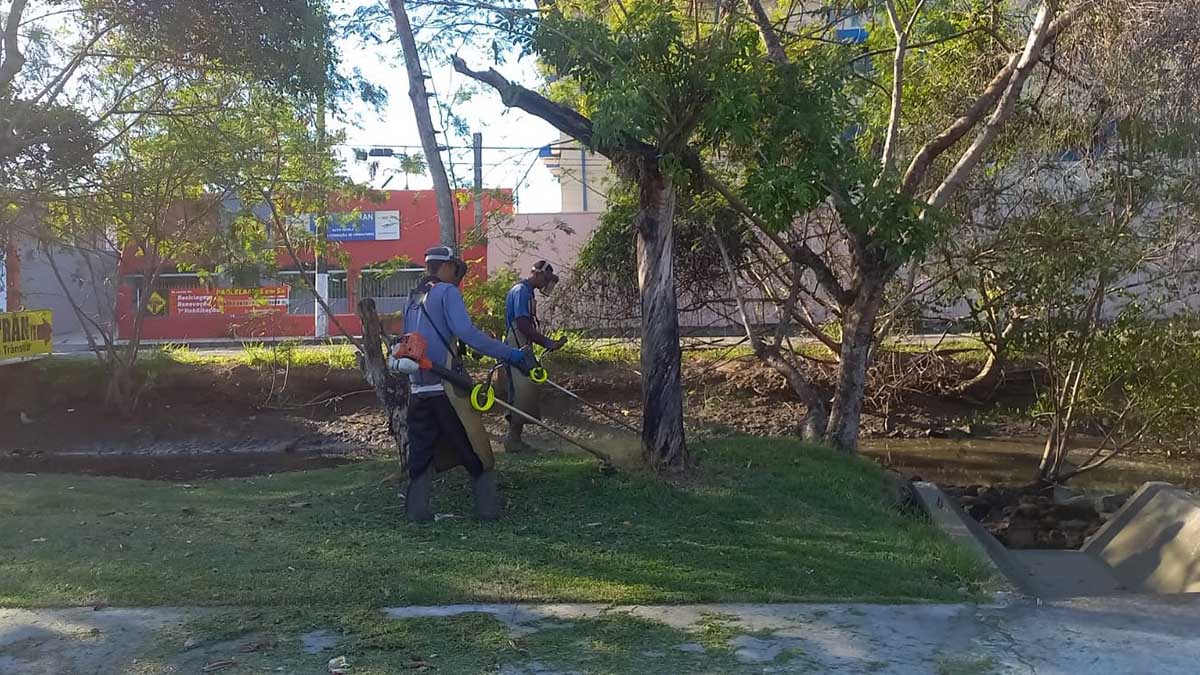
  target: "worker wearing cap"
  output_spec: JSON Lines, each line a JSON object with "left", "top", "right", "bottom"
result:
{"left": 500, "top": 260, "right": 566, "bottom": 453}
{"left": 398, "top": 245, "right": 539, "bottom": 522}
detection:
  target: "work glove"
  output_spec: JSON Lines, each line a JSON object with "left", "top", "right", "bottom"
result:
{"left": 548, "top": 335, "right": 569, "bottom": 352}
{"left": 510, "top": 346, "right": 540, "bottom": 375}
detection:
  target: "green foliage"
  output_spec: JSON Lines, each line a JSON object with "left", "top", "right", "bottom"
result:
{"left": 968, "top": 161, "right": 1200, "bottom": 475}
{"left": 723, "top": 55, "right": 850, "bottom": 230}
{"left": 1081, "top": 311, "right": 1200, "bottom": 448}
{"left": 85, "top": 0, "right": 351, "bottom": 102}
{"left": 532, "top": 1, "right": 766, "bottom": 157}
{"left": 576, "top": 182, "right": 745, "bottom": 307}
{"left": 0, "top": 102, "right": 99, "bottom": 189}
{"left": 576, "top": 187, "right": 638, "bottom": 283}
{"left": 855, "top": 1, "right": 1023, "bottom": 170}
{"left": 241, "top": 341, "right": 358, "bottom": 370}
{"left": 2, "top": 0, "right": 368, "bottom": 209}
{"left": 41, "top": 75, "right": 341, "bottom": 276}
{"left": 462, "top": 268, "right": 520, "bottom": 337}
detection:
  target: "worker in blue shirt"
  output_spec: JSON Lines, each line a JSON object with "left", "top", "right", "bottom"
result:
{"left": 501, "top": 260, "right": 566, "bottom": 453}
{"left": 398, "top": 245, "right": 538, "bottom": 523}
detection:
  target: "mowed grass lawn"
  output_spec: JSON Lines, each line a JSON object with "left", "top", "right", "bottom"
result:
{"left": 0, "top": 438, "right": 989, "bottom": 607}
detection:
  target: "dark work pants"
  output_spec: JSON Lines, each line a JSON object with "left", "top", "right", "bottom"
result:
{"left": 407, "top": 392, "right": 485, "bottom": 480}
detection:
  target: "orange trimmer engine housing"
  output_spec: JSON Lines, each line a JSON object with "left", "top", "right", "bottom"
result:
{"left": 391, "top": 332, "right": 433, "bottom": 370}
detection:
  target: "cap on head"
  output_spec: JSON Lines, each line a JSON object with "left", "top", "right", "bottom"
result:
{"left": 531, "top": 260, "right": 559, "bottom": 283}
{"left": 425, "top": 245, "right": 459, "bottom": 264}
{"left": 425, "top": 245, "right": 467, "bottom": 282}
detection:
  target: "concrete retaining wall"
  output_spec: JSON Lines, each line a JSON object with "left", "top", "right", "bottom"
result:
{"left": 1083, "top": 482, "right": 1200, "bottom": 594}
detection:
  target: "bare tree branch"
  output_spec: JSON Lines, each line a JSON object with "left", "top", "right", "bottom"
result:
{"left": 0, "top": 0, "right": 28, "bottom": 92}
{"left": 926, "top": 1, "right": 1092, "bottom": 209}
{"left": 452, "top": 55, "right": 658, "bottom": 166}
{"left": 743, "top": 0, "right": 787, "bottom": 65}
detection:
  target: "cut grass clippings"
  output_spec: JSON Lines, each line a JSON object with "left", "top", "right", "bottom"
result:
{"left": 0, "top": 438, "right": 990, "bottom": 608}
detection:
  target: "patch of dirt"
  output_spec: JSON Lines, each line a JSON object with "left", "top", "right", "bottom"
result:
{"left": 1, "top": 361, "right": 392, "bottom": 480}
{"left": 0, "top": 450, "right": 354, "bottom": 481}
{"left": 944, "top": 485, "right": 1123, "bottom": 550}
{"left": 0, "top": 349, "right": 1040, "bottom": 481}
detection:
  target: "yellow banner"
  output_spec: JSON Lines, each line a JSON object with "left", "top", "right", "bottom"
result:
{"left": 0, "top": 310, "right": 53, "bottom": 363}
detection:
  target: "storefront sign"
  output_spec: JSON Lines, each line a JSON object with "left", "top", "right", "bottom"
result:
{"left": 0, "top": 310, "right": 52, "bottom": 364}
{"left": 170, "top": 287, "right": 289, "bottom": 316}
{"left": 298, "top": 210, "right": 401, "bottom": 241}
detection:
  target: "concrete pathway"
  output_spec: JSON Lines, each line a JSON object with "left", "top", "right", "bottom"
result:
{"left": 2, "top": 596, "right": 1198, "bottom": 674}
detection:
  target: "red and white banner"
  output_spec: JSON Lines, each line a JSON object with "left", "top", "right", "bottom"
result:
{"left": 170, "top": 287, "right": 289, "bottom": 316}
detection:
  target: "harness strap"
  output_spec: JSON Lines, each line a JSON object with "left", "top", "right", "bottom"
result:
{"left": 413, "top": 282, "right": 455, "bottom": 355}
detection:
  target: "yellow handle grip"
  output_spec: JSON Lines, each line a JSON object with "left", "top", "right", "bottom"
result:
{"left": 529, "top": 367, "right": 548, "bottom": 384}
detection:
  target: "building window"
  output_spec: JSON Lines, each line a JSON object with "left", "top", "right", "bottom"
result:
{"left": 360, "top": 268, "right": 425, "bottom": 314}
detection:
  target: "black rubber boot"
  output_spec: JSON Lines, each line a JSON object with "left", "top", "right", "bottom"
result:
{"left": 503, "top": 420, "right": 535, "bottom": 454}
{"left": 405, "top": 468, "right": 434, "bottom": 523}
{"left": 472, "top": 470, "right": 500, "bottom": 522}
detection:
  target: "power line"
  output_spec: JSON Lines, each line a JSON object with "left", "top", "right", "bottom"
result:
{"left": 334, "top": 139, "right": 581, "bottom": 152}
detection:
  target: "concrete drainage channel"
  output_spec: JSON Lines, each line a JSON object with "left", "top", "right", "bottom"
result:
{"left": 916, "top": 481, "right": 1200, "bottom": 600}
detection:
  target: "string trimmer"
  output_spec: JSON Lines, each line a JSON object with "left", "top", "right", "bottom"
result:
{"left": 531, "top": 344, "right": 642, "bottom": 436}
{"left": 532, "top": 370, "right": 641, "bottom": 436}
{"left": 390, "top": 334, "right": 614, "bottom": 467}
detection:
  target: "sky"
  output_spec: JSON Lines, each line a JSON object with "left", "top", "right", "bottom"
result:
{"left": 330, "top": 6, "right": 566, "bottom": 214}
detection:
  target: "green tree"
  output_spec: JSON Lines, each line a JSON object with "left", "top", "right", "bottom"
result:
{"left": 0, "top": 0, "right": 352, "bottom": 205}
{"left": 398, "top": 152, "right": 426, "bottom": 189}
{"left": 701, "top": 0, "right": 1095, "bottom": 451}
{"left": 920, "top": 0, "right": 1200, "bottom": 481}
{"left": 1, "top": 0, "right": 368, "bottom": 412}
{"left": 452, "top": 0, "right": 770, "bottom": 469}
{"left": 35, "top": 76, "right": 340, "bottom": 413}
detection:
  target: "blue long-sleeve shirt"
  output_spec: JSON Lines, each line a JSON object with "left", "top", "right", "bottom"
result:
{"left": 403, "top": 281, "right": 521, "bottom": 389}
{"left": 504, "top": 280, "right": 535, "bottom": 337}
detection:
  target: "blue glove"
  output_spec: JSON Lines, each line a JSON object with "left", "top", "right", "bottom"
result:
{"left": 509, "top": 346, "right": 539, "bottom": 375}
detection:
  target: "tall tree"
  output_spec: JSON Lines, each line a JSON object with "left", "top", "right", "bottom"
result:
{"left": 3, "top": 0, "right": 352, "bottom": 412}
{"left": 451, "top": 2, "right": 765, "bottom": 468}
{"left": 700, "top": 0, "right": 1095, "bottom": 451}
{"left": 388, "top": 0, "right": 457, "bottom": 246}
{"left": 34, "top": 77, "right": 338, "bottom": 412}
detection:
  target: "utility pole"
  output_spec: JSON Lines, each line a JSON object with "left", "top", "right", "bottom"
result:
{"left": 579, "top": 145, "right": 588, "bottom": 212}
{"left": 473, "top": 132, "right": 483, "bottom": 236}
{"left": 314, "top": 90, "right": 330, "bottom": 338}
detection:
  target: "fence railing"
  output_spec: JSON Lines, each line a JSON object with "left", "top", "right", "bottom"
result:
{"left": 359, "top": 268, "right": 424, "bottom": 314}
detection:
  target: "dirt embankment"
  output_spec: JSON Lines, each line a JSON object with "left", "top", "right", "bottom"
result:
{"left": 1, "top": 349, "right": 1030, "bottom": 480}
{"left": 0, "top": 359, "right": 390, "bottom": 479}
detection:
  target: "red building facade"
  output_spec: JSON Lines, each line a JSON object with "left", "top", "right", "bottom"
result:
{"left": 116, "top": 190, "right": 507, "bottom": 340}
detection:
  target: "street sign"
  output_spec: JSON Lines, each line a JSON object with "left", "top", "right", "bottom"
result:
{"left": 0, "top": 310, "right": 52, "bottom": 366}
{"left": 146, "top": 291, "right": 167, "bottom": 315}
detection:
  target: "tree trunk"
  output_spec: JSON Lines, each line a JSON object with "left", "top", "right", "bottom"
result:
{"left": 712, "top": 229, "right": 828, "bottom": 442}
{"left": 1037, "top": 420, "right": 1070, "bottom": 485}
{"left": 358, "top": 299, "right": 409, "bottom": 475}
{"left": 390, "top": 0, "right": 458, "bottom": 247}
{"left": 757, "top": 346, "right": 828, "bottom": 441}
{"left": 958, "top": 348, "right": 1005, "bottom": 401}
{"left": 635, "top": 168, "right": 687, "bottom": 469}
{"left": 825, "top": 277, "right": 887, "bottom": 452}
{"left": 105, "top": 357, "right": 138, "bottom": 417}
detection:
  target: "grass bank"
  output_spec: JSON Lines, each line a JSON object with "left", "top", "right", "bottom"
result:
{"left": 0, "top": 438, "right": 988, "bottom": 608}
